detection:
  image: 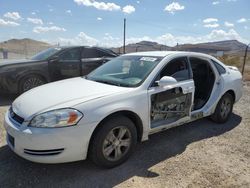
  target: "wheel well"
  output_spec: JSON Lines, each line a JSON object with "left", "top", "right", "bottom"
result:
{"left": 226, "top": 90, "right": 236, "bottom": 103}
{"left": 90, "top": 111, "right": 144, "bottom": 144}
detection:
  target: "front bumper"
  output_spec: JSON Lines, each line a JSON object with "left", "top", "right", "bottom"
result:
{"left": 4, "top": 112, "right": 97, "bottom": 163}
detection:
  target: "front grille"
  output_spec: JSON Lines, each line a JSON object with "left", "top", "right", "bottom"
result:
{"left": 24, "top": 148, "right": 64, "bottom": 156}
{"left": 9, "top": 107, "right": 24, "bottom": 125}
{"left": 7, "top": 133, "right": 15, "bottom": 148}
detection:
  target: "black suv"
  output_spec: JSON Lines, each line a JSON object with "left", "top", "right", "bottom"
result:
{"left": 0, "top": 46, "right": 117, "bottom": 94}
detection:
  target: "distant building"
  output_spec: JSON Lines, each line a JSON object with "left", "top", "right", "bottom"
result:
{"left": 174, "top": 44, "right": 230, "bottom": 56}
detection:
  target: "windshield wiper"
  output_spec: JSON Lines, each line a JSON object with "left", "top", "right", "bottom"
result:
{"left": 93, "top": 79, "right": 120, "bottom": 86}
{"left": 86, "top": 77, "right": 132, "bottom": 87}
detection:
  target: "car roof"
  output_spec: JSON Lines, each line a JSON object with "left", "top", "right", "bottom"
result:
{"left": 52, "top": 46, "right": 118, "bottom": 56}
{"left": 123, "top": 51, "right": 214, "bottom": 59}
{"left": 56, "top": 46, "right": 102, "bottom": 49}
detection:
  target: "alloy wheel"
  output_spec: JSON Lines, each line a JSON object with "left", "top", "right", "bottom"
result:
{"left": 220, "top": 97, "right": 232, "bottom": 119}
{"left": 23, "top": 77, "right": 44, "bottom": 92}
{"left": 102, "top": 126, "right": 132, "bottom": 162}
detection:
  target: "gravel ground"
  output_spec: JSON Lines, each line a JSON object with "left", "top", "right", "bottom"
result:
{"left": 0, "top": 83, "right": 249, "bottom": 188}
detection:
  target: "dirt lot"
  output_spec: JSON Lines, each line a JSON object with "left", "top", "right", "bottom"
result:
{"left": 0, "top": 84, "right": 249, "bottom": 188}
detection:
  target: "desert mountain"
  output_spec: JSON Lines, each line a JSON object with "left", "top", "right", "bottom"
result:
{"left": 0, "top": 38, "right": 51, "bottom": 57}
{"left": 112, "top": 40, "right": 248, "bottom": 55}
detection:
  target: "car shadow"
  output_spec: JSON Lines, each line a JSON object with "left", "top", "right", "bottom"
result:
{"left": 0, "top": 113, "right": 242, "bottom": 188}
{"left": 0, "top": 94, "right": 16, "bottom": 107}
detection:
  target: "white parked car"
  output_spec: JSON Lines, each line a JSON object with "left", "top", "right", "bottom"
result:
{"left": 4, "top": 51, "right": 242, "bottom": 168}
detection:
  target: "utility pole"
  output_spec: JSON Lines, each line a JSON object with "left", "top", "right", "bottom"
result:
{"left": 242, "top": 43, "right": 250, "bottom": 76}
{"left": 123, "top": 18, "right": 126, "bottom": 54}
{"left": 24, "top": 40, "right": 28, "bottom": 59}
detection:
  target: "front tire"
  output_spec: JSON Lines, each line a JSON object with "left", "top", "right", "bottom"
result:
{"left": 89, "top": 116, "right": 137, "bottom": 168}
{"left": 19, "top": 75, "right": 46, "bottom": 94}
{"left": 211, "top": 93, "right": 234, "bottom": 123}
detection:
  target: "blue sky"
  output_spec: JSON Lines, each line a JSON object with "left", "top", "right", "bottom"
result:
{"left": 0, "top": 0, "right": 250, "bottom": 47}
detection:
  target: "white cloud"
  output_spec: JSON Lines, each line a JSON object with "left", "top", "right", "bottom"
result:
{"left": 48, "top": 22, "right": 53, "bottom": 25}
{"left": 122, "top": 5, "right": 135, "bottom": 14}
{"left": 31, "top": 12, "right": 36, "bottom": 15}
{"left": 0, "top": 18, "right": 20, "bottom": 26}
{"left": 202, "top": 29, "right": 246, "bottom": 43}
{"left": 212, "top": 1, "right": 220, "bottom": 5}
{"left": 203, "top": 18, "right": 219, "bottom": 28}
{"left": 74, "top": 0, "right": 121, "bottom": 11}
{"left": 237, "top": 18, "right": 247, "bottom": 23}
{"left": 47, "top": 4, "right": 54, "bottom": 12}
{"left": 164, "top": 2, "right": 185, "bottom": 14}
{"left": 101, "top": 33, "right": 122, "bottom": 47}
{"left": 27, "top": 18, "right": 43, "bottom": 25}
{"left": 74, "top": 0, "right": 136, "bottom": 14}
{"left": 97, "top": 17, "right": 102, "bottom": 21}
{"left": 66, "top": 10, "right": 72, "bottom": 15}
{"left": 204, "top": 23, "right": 220, "bottom": 28}
{"left": 59, "top": 32, "right": 98, "bottom": 46}
{"left": 203, "top": 18, "right": 218, "bottom": 23}
{"left": 156, "top": 29, "right": 248, "bottom": 46}
{"left": 224, "top": 21, "right": 234, "bottom": 27}
{"left": 33, "top": 26, "right": 66, "bottom": 33}
{"left": 136, "top": 1, "right": 140, "bottom": 4}
{"left": 3, "top": 12, "right": 21, "bottom": 20}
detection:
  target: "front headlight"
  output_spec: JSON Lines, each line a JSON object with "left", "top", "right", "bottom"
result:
{"left": 29, "top": 108, "right": 83, "bottom": 128}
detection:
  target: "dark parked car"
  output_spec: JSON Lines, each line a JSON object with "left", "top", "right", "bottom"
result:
{"left": 0, "top": 46, "right": 117, "bottom": 94}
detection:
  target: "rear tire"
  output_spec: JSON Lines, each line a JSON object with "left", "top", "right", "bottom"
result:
{"left": 89, "top": 116, "right": 137, "bottom": 168}
{"left": 211, "top": 93, "right": 234, "bottom": 123}
{"left": 19, "top": 75, "right": 46, "bottom": 94}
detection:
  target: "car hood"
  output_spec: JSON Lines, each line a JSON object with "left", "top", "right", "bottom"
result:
{"left": 12, "top": 77, "right": 131, "bottom": 120}
{"left": 0, "top": 59, "right": 41, "bottom": 67}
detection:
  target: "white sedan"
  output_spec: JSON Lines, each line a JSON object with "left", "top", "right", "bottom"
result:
{"left": 4, "top": 51, "right": 242, "bottom": 168}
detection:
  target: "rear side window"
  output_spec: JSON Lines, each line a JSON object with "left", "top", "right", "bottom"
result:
{"left": 97, "top": 49, "right": 113, "bottom": 57}
{"left": 212, "top": 60, "right": 226, "bottom": 74}
{"left": 82, "top": 48, "right": 98, "bottom": 58}
{"left": 82, "top": 48, "right": 116, "bottom": 59}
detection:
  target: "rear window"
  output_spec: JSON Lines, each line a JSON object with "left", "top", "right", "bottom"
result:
{"left": 212, "top": 60, "right": 226, "bottom": 74}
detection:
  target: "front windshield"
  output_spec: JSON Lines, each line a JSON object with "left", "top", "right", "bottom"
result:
{"left": 87, "top": 55, "right": 163, "bottom": 87}
{"left": 31, "top": 47, "right": 61, "bottom": 61}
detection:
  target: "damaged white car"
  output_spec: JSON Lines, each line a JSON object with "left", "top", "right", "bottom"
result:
{"left": 4, "top": 51, "right": 242, "bottom": 168}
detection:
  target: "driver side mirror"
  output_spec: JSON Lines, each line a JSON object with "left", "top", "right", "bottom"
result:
{"left": 157, "top": 76, "right": 177, "bottom": 87}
